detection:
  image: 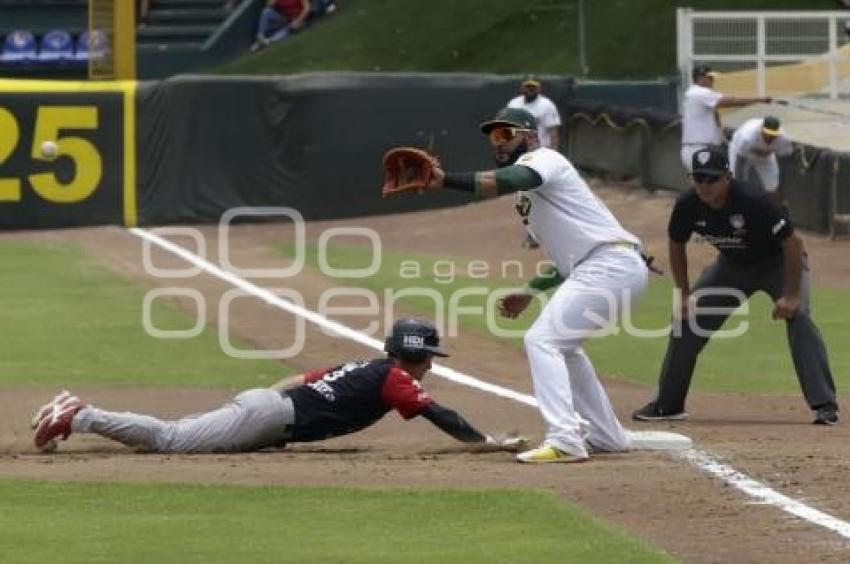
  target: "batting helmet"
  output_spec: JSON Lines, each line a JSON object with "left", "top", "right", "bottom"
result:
{"left": 384, "top": 318, "right": 449, "bottom": 360}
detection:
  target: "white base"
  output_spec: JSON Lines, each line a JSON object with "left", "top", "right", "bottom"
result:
{"left": 626, "top": 430, "right": 693, "bottom": 451}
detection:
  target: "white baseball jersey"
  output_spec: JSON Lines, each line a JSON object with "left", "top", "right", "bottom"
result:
{"left": 728, "top": 118, "right": 793, "bottom": 192}
{"left": 517, "top": 148, "right": 639, "bottom": 272}
{"left": 681, "top": 84, "right": 723, "bottom": 145}
{"left": 508, "top": 94, "right": 562, "bottom": 148}
{"left": 728, "top": 118, "right": 793, "bottom": 161}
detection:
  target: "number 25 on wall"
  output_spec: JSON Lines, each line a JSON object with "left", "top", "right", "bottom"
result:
{"left": 0, "top": 105, "right": 103, "bottom": 203}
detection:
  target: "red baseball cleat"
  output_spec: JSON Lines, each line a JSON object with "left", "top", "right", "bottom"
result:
{"left": 32, "top": 391, "right": 85, "bottom": 450}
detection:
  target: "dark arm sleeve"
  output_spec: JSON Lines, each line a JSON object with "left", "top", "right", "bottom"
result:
{"left": 493, "top": 164, "right": 543, "bottom": 193}
{"left": 418, "top": 402, "right": 487, "bottom": 443}
{"left": 442, "top": 165, "right": 542, "bottom": 196}
{"left": 758, "top": 196, "right": 794, "bottom": 241}
{"left": 667, "top": 194, "right": 694, "bottom": 243}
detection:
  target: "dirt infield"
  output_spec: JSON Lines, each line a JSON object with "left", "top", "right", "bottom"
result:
{"left": 2, "top": 182, "right": 850, "bottom": 562}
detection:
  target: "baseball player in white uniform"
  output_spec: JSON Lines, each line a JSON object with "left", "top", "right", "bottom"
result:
{"left": 507, "top": 76, "right": 562, "bottom": 150}
{"left": 429, "top": 107, "right": 649, "bottom": 463}
{"left": 728, "top": 116, "right": 793, "bottom": 205}
{"left": 681, "top": 65, "right": 772, "bottom": 171}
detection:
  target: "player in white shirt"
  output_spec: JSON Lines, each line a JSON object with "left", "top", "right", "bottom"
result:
{"left": 728, "top": 116, "right": 794, "bottom": 205}
{"left": 428, "top": 108, "right": 651, "bottom": 463}
{"left": 681, "top": 65, "right": 772, "bottom": 171}
{"left": 508, "top": 77, "right": 562, "bottom": 249}
{"left": 507, "top": 76, "right": 562, "bottom": 150}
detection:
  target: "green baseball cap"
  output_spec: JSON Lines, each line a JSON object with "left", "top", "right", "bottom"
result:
{"left": 521, "top": 74, "right": 541, "bottom": 87}
{"left": 480, "top": 107, "right": 537, "bottom": 134}
{"left": 762, "top": 116, "right": 781, "bottom": 136}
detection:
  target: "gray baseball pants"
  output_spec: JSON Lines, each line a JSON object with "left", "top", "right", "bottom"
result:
{"left": 71, "top": 389, "right": 295, "bottom": 453}
{"left": 653, "top": 254, "right": 836, "bottom": 413}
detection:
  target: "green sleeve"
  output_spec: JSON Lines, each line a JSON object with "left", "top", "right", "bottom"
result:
{"left": 526, "top": 264, "right": 564, "bottom": 293}
{"left": 493, "top": 164, "right": 543, "bottom": 194}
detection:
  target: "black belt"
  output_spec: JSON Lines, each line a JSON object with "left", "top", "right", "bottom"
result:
{"left": 579, "top": 241, "right": 663, "bottom": 275}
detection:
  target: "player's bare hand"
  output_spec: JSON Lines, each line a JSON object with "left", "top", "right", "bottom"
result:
{"left": 499, "top": 292, "right": 533, "bottom": 318}
{"left": 772, "top": 296, "right": 800, "bottom": 320}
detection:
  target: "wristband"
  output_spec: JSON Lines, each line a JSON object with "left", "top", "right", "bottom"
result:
{"left": 443, "top": 172, "right": 477, "bottom": 193}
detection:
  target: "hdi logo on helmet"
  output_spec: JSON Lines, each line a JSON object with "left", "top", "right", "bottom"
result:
{"left": 403, "top": 335, "right": 425, "bottom": 348}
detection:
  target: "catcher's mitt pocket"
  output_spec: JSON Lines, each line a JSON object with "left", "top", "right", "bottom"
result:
{"left": 381, "top": 147, "right": 440, "bottom": 197}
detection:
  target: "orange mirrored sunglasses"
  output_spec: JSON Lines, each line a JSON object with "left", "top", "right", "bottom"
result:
{"left": 488, "top": 126, "right": 533, "bottom": 144}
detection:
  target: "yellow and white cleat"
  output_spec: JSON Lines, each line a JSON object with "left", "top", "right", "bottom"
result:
{"left": 516, "top": 444, "right": 589, "bottom": 464}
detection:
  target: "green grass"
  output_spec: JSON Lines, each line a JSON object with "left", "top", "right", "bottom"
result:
{"left": 290, "top": 242, "right": 850, "bottom": 394}
{"left": 0, "top": 242, "right": 287, "bottom": 388}
{"left": 0, "top": 480, "right": 673, "bottom": 564}
{"left": 584, "top": 276, "right": 850, "bottom": 393}
{"left": 220, "top": 0, "right": 837, "bottom": 78}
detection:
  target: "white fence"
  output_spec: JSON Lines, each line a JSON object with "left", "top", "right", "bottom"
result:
{"left": 677, "top": 9, "right": 850, "bottom": 98}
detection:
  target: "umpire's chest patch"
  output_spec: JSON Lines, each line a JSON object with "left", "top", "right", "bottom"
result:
{"left": 729, "top": 214, "right": 745, "bottom": 230}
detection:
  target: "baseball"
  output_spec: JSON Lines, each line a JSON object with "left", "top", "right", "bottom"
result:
{"left": 40, "top": 140, "right": 59, "bottom": 159}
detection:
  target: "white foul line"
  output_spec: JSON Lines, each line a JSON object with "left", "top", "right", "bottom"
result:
{"left": 128, "top": 226, "right": 850, "bottom": 539}
{"left": 129, "top": 228, "right": 537, "bottom": 408}
{"left": 680, "top": 449, "right": 850, "bottom": 539}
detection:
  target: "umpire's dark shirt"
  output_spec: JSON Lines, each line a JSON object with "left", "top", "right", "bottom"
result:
{"left": 668, "top": 180, "right": 794, "bottom": 264}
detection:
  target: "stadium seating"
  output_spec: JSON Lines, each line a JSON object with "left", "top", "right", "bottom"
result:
{"left": 0, "top": 29, "right": 37, "bottom": 63}
{"left": 74, "top": 29, "right": 108, "bottom": 62}
{"left": 37, "top": 29, "right": 74, "bottom": 63}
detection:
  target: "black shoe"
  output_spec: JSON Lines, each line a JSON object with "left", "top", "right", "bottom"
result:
{"left": 813, "top": 405, "right": 838, "bottom": 425}
{"left": 632, "top": 402, "right": 689, "bottom": 422}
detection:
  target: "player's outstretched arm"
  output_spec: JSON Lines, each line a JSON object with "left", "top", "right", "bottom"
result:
{"left": 437, "top": 165, "right": 542, "bottom": 199}
{"left": 717, "top": 95, "right": 772, "bottom": 108}
{"left": 419, "top": 403, "right": 527, "bottom": 452}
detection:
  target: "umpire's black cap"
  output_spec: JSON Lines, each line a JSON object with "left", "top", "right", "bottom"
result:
{"left": 692, "top": 146, "right": 729, "bottom": 176}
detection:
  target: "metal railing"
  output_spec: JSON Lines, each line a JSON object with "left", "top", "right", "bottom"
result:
{"left": 677, "top": 9, "right": 850, "bottom": 99}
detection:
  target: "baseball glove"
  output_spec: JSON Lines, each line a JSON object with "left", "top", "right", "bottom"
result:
{"left": 381, "top": 147, "right": 440, "bottom": 197}
{"left": 498, "top": 292, "right": 534, "bottom": 319}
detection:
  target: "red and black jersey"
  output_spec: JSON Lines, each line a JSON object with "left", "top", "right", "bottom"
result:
{"left": 286, "top": 358, "right": 434, "bottom": 442}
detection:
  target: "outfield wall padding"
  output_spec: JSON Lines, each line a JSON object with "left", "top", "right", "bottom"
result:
{"left": 560, "top": 99, "right": 850, "bottom": 235}
{"left": 0, "top": 85, "right": 130, "bottom": 228}
{"left": 135, "top": 73, "right": 575, "bottom": 225}
{"left": 2, "top": 74, "right": 846, "bottom": 235}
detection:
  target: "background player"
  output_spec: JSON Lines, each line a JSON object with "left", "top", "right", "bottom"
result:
{"left": 32, "top": 318, "right": 526, "bottom": 454}
{"left": 632, "top": 147, "right": 838, "bottom": 425}
{"left": 681, "top": 65, "right": 772, "bottom": 171}
{"left": 425, "top": 107, "right": 649, "bottom": 463}
{"left": 728, "top": 116, "right": 794, "bottom": 206}
{"left": 507, "top": 76, "right": 563, "bottom": 249}
{"left": 507, "top": 76, "right": 562, "bottom": 150}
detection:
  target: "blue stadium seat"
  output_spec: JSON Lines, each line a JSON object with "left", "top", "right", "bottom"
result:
{"left": 74, "top": 29, "right": 108, "bottom": 62}
{"left": 0, "top": 30, "right": 37, "bottom": 63}
{"left": 37, "top": 29, "right": 74, "bottom": 63}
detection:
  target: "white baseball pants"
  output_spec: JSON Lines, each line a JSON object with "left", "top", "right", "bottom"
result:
{"left": 524, "top": 245, "right": 647, "bottom": 455}
{"left": 71, "top": 389, "right": 295, "bottom": 453}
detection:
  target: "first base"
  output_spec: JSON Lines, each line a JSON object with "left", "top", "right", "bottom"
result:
{"left": 626, "top": 430, "right": 693, "bottom": 451}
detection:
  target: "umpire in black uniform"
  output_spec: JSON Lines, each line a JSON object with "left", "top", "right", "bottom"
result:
{"left": 633, "top": 146, "right": 838, "bottom": 425}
